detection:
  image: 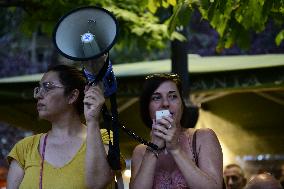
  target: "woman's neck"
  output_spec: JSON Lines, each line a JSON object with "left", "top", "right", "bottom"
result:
{"left": 49, "top": 112, "right": 86, "bottom": 138}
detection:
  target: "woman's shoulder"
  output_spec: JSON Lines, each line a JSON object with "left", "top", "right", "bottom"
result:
{"left": 186, "top": 128, "right": 219, "bottom": 143}
{"left": 187, "top": 127, "right": 216, "bottom": 136}
{"left": 133, "top": 144, "right": 147, "bottom": 155}
{"left": 196, "top": 127, "right": 216, "bottom": 136}
{"left": 15, "top": 133, "right": 43, "bottom": 146}
{"left": 7, "top": 133, "right": 43, "bottom": 165}
{"left": 131, "top": 144, "right": 147, "bottom": 166}
{"left": 134, "top": 144, "right": 147, "bottom": 151}
{"left": 193, "top": 128, "right": 221, "bottom": 150}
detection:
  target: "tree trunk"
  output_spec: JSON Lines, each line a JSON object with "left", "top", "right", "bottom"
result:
{"left": 171, "top": 28, "right": 190, "bottom": 104}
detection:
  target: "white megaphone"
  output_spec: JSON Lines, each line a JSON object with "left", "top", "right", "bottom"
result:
{"left": 53, "top": 6, "right": 118, "bottom": 61}
{"left": 53, "top": 6, "right": 119, "bottom": 97}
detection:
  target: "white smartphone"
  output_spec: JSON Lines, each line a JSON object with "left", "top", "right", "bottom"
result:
{"left": 156, "top": 109, "right": 170, "bottom": 120}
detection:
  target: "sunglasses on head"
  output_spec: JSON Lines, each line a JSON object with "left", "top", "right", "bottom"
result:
{"left": 145, "top": 73, "right": 181, "bottom": 83}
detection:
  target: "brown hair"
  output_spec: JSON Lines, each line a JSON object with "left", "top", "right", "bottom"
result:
{"left": 47, "top": 64, "right": 87, "bottom": 114}
{"left": 139, "top": 73, "right": 198, "bottom": 129}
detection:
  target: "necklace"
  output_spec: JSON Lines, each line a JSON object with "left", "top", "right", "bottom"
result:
{"left": 39, "top": 133, "right": 48, "bottom": 189}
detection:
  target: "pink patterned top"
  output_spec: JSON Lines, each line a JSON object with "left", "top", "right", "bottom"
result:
{"left": 152, "top": 132, "right": 195, "bottom": 189}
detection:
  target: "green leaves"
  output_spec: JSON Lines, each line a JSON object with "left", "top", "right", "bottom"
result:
{"left": 235, "top": 0, "right": 267, "bottom": 32}
{"left": 110, "top": 6, "right": 170, "bottom": 50}
{"left": 2, "top": 0, "right": 283, "bottom": 53}
{"left": 168, "top": 1, "right": 192, "bottom": 34}
{"left": 148, "top": 0, "right": 159, "bottom": 13}
{"left": 194, "top": 0, "right": 284, "bottom": 50}
{"left": 275, "top": 30, "right": 284, "bottom": 46}
{"left": 148, "top": 0, "right": 176, "bottom": 13}
{"left": 3, "top": 0, "right": 174, "bottom": 51}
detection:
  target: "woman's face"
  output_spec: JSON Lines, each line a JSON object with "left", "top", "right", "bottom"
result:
{"left": 148, "top": 80, "right": 183, "bottom": 125}
{"left": 35, "top": 71, "right": 69, "bottom": 121}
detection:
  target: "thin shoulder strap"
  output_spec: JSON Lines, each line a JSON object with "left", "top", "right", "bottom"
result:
{"left": 192, "top": 130, "right": 199, "bottom": 167}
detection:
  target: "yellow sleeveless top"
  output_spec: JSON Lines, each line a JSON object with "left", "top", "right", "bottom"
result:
{"left": 7, "top": 129, "right": 117, "bottom": 189}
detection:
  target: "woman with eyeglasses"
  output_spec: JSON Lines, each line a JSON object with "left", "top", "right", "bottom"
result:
{"left": 130, "top": 73, "right": 223, "bottom": 189}
{"left": 6, "top": 64, "right": 116, "bottom": 189}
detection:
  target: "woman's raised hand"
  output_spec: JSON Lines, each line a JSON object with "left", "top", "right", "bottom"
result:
{"left": 151, "top": 119, "right": 166, "bottom": 149}
{"left": 152, "top": 116, "right": 180, "bottom": 152}
{"left": 84, "top": 84, "right": 105, "bottom": 124}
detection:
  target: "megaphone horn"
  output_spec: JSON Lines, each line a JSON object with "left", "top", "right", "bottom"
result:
{"left": 53, "top": 6, "right": 118, "bottom": 61}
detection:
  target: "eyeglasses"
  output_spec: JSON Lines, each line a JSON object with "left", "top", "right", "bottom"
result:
{"left": 33, "top": 82, "right": 64, "bottom": 98}
{"left": 145, "top": 73, "right": 181, "bottom": 83}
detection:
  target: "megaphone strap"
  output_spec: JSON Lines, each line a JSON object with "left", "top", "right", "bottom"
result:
{"left": 101, "top": 98, "right": 121, "bottom": 170}
{"left": 101, "top": 92, "right": 159, "bottom": 170}
{"left": 119, "top": 124, "right": 159, "bottom": 150}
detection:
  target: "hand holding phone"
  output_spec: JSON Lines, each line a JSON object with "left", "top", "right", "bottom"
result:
{"left": 155, "top": 110, "right": 170, "bottom": 120}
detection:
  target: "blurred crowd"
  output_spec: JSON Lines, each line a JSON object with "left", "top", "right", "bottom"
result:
{"left": 0, "top": 122, "right": 32, "bottom": 160}
{"left": 0, "top": 122, "right": 32, "bottom": 189}
{"left": 224, "top": 163, "right": 284, "bottom": 189}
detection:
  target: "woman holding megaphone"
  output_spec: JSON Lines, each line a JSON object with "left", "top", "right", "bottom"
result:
{"left": 6, "top": 64, "right": 118, "bottom": 189}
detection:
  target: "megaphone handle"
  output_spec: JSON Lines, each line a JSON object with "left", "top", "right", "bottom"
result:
{"left": 88, "top": 55, "right": 110, "bottom": 86}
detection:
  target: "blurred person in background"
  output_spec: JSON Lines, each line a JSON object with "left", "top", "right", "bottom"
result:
{"left": 245, "top": 172, "right": 282, "bottom": 189}
{"left": 224, "top": 164, "right": 247, "bottom": 189}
